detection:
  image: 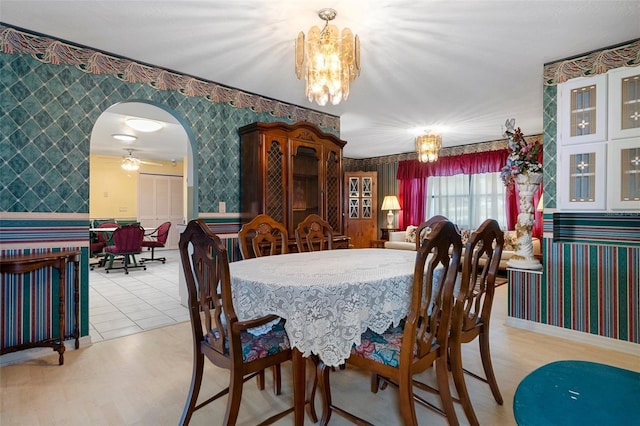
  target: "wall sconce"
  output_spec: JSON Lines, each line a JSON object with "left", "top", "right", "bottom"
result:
{"left": 381, "top": 195, "right": 401, "bottom": 228}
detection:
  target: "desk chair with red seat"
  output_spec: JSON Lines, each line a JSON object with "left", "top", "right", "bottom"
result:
{"left": 104, "top": 224, "right": 147, "bottom": 274}
{"left": 90, "top": 221, "right": 119, "bottom": 270}
{"left": 141, "top": 221, "right": 171, "bottom": 263}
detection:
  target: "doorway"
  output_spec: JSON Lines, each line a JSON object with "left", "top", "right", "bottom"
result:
{"left": 88, "top": 101, "right": 192, "bottom": 341}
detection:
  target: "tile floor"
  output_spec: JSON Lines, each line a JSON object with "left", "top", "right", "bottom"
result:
{"left": 89, "top": 249, "right": 189, "bottom": 343}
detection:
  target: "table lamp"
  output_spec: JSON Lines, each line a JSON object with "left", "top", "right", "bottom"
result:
{"left": 381, "top": 195, "right": 401, "bottom": 228}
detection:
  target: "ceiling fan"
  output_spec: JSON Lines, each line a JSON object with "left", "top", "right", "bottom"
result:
{"left": 121, "top": 149, "right": 162, "bottom": 171}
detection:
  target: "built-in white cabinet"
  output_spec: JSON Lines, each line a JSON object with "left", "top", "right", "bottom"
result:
{"left": 557, "top": 65, "right": 640, "bottom": 211}
{"left": 608, "top": 67, "right": 640, "bottom": 140}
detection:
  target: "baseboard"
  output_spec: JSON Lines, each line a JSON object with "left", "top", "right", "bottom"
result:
{"left": 0, "top": 335, "right": 93, "bottom": 367}
{"left": 506, "top": 317, "right": 640, "bottom": 356}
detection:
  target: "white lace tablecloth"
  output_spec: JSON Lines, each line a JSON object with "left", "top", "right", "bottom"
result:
{"left": 229, "top": 248, "right": 417, "bottom": 367}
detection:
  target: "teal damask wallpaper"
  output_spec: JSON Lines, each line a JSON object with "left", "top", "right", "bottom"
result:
{"left": 0, "top": 25, "right": 339, "bottom": 214}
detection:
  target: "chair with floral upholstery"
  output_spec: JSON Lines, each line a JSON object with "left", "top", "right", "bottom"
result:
{"left": 178, "top": 219, "right": 299, "bottom": 425}
{"left": 318, "top": 220, "right": 463, "bottom": 426}
{"left": 237, "top": 214, "right": 290, "bottom": 394}
{"left": 447, "top": 218, "right": 505, "bottom": 426}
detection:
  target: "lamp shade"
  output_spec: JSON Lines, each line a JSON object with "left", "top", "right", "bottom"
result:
{"left": 381, "top": 195, "right": 401, "bottom": 211}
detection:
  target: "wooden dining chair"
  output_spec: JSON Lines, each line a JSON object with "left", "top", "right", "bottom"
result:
{"left": 237, "top": 214, "right": 290, "bottom": 394}
{"left": 447, "top": 218, "right": 505, "bottom": 426}
{"left": 178, "top": 219, "right": 295, "bottom": 426}
{"left": 415, "top": 215, "right": 449, "bottom": 250}
{"left": 318, "top": 220, "right": 463, "bottom": 426}
{"left": 238, "top": 214, "right": 289, "bottom": 259}
{"left": 295, "top": 214, "right": 334, "bottom": 252}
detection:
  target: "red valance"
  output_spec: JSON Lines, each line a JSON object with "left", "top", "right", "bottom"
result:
{"left": 397, "top": 149, "right": 509, "bottom": 178}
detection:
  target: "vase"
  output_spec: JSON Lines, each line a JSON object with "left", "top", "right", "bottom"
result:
{"left": 507, "top": 172, "right": 543, "bottom": 270}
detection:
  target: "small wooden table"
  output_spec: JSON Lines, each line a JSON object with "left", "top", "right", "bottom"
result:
{"left": 380, "top": 227, "right": 401, "bottom": 240}
{"left": 370, "top": 239, "right": 386, "bottom": 248}
{"left": 0, "top": 250, "right": 80, "bottom": 365}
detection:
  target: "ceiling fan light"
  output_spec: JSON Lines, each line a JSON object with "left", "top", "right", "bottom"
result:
{"left": 112, "top": 133, "right": 137, "bottom": 142}
{"left": 121, "top": 157, "right": 140, "bottom": 171}
{"left": 125, "top": 117, "right": 163, "bottom": 132}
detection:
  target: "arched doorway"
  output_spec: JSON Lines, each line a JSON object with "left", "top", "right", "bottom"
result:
{"left": 87, "top": 101, "right": 193, "bottom": 341}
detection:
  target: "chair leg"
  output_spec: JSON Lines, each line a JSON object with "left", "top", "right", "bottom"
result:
{"left": 370, "top": 373, "right": 381, "bottom": 393}
{"left": 272, "top": 364, "right": 281, "bottom": 395}
{"left": 123, "top": 254, "right": 130, "bottom": 274}
{"left": 318, "top": 361, "right": 333, "bottom": 426}
{"left": 256, "top": 369, "right": 265, "bottom": 390}
{"left": 435, "top": 356, "right": 460, "bottom": 426}
{"left": 225, "top": 369, "right": 244, "bottom": 426}
{"left": 142, "top": 247, "right": 167, "bottom": 263}
{"left": 450, "top": 341, "right": 479, "bottom": 426}
{"left": 479, "top": 329, "right": 503, "bottom": 404}
{"left": 306, "top": 356, "right": 319, "bottom": 423}
{"left": 179, "top": 352, "right": 205, "bottom": 426}
{"left": 398, "top": 370, "right": 419, "bottom": 426}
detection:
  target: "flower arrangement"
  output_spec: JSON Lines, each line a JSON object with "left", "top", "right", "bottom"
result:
{"left": 500, "top": 118, "right": 543, "bottom": 188}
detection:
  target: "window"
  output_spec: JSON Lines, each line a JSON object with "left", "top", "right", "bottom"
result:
{"left": 426, "top": 172, "right": 506, "bottom": 230}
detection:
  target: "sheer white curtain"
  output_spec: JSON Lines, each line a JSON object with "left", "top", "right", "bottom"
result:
{"left": 426, "top": 172, "right": 507, "bottom": 230}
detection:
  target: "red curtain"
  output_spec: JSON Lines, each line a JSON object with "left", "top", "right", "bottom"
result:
{"left": 396, "top": 149, "right": 543, "bottom": 234}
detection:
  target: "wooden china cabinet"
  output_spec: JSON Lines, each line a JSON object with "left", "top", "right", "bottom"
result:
{"left": 239, "top": 121, "right": 350, "bottom": 249}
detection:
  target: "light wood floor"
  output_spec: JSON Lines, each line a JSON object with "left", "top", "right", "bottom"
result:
{"left": 1, "top": 284, "right": 638, "bottom": 426}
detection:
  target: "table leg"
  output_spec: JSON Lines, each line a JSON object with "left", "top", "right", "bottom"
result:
{"left": 292, "top": 347, "right": 306, "bottom": 426}
{"left": 57, "top": 258, "right": 66, "bottom": 365}
{"left": 73, "top": 258, "right": 80, "bottom": 349}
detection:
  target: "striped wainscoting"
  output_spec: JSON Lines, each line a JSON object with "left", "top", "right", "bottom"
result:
{"left": 509, "top": 213, "right": 640, "bottom": 345}
{"left": 1, "top": 215, "right": 90, "bottom": 351}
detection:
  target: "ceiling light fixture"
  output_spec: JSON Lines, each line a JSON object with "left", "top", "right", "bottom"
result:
{"left": 112, "top": 134, "right": 137, "bottom": 142}
{"left": 416, "top": 134, "right": 442, "bottom": 163}
{"left": 125, "top": 117, "right": 163, "bottom": 132}
{"left": 295, "top": 8, "right": 360, "bottom": 106}
{"left": 121, "top": 157, "right": 140, "bottom": 171}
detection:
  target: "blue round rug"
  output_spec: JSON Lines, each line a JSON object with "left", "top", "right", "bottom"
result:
{"left": 513, "top": 360, "right": 640, "bottom": 425}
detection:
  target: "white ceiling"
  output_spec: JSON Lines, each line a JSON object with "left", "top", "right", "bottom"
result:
{"left": 3, "top": 1, "right": 640, "bottom": 159}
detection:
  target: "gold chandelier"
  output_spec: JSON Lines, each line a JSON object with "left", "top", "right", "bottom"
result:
{"left": 295, "top": 8, "right": 360, "bottom": 106}
{"left": 416, "top": 134, "right": 442, "bottom": 162}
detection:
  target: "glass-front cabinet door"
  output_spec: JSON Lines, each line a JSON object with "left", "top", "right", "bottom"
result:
{"left": 608, "top": 137, "right": 640, "bottom": 210}
{"left": 609, "top": 66, "right": 640, "bottom": 140}
{"left": 291, "top": 142, "right": 320, "bottom": 235}
{"left": 558, "top": 74, "right": 607, "bottom": 145}
{"left": 557, "top": 143, "right": 606, "bottom": 210}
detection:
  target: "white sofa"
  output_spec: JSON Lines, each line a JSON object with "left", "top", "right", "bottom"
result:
{"left": 384, "top": 227, "right": 541, "bottom": 271}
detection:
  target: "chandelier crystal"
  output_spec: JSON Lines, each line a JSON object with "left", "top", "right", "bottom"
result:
{"left": 416, "top": 134, "right": 442, "bottom": 162}
{"left": 295, "top": 8, "right": 360, "bottom": 106}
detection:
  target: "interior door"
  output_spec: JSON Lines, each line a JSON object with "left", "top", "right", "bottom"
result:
{"left": 138, "top": 173, "right": 184, "bottom": 249}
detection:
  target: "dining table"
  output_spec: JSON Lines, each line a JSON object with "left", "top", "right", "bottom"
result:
{"left": 229, "top": 248, "right": 426, "bottom": 425}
